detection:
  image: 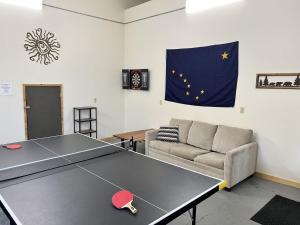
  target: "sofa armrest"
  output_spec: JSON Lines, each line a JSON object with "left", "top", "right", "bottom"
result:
{"left": 224, "top": 142, "right": 258, "bottom": 188}
{"left": 145, "top": 129, "right": 159, "bottom": 155}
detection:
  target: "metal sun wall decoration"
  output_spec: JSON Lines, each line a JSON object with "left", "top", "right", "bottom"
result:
{"left": 24, "top": 28, "right": 61, "bottom": 65}
{"left": 256, "top": 73, "right": 300, "bottom": 89}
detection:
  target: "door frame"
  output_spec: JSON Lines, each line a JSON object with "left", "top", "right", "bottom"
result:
{"left": 23, "top": 84, "right": 64, "bottom": 140}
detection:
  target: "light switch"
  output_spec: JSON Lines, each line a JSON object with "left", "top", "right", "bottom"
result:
{"left": 160, "top": 100, "right": 163, "bottom": 105}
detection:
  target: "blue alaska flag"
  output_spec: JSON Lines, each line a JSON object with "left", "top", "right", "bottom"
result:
{"left": 165, "top": 42, "right": 238, "bottom": 107}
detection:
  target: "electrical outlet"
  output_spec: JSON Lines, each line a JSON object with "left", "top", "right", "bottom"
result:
{"left": 240, "top": 107, "right": 245, "bottom": 114}
{"left": 94, "top": 98, "right": 97, "bottom": 103}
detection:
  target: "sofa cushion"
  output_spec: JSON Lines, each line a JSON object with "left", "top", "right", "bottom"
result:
{"left": 212, "top": 125, "right": 253, "bottom": 153}
{"left": 169, "top": 118, "right": 193, "bottom": 143}
{"left": 170, "top": 144, "right": 209, "bottom": 161}
{"left": 194, "top": 152, "right": 225, "bottom": 170}
{"left": 187, "top": 121, "right": 217, "bottom": 150}
{"left": 156, "top": 126, "right": 179, "bottom": 142}
{"left": 149, "top": 140, "right": 172, "bottom": 153}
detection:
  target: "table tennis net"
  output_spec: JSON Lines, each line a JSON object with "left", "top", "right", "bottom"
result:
{"left": 0, "top": 141, "right": 130, "bottom": 182}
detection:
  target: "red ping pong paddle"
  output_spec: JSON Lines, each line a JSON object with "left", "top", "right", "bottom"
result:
{"left": 112, "top": 190, "right": 137, "bottom": 214}
{"left": 2, "top": 144, "right": 22, "bottom": 150}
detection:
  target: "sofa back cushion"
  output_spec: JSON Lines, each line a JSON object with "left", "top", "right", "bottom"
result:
{"left": 169, "top": 118, "right": 193, "bottom": 143}
{"left": 187, "top": 121, "right": 217, "bottom": 150}
{"left": 212, "top": 125, "right": 253, "bottom": 153}
{"left": 156, "top": 126, "right": 179, "bottom": 142}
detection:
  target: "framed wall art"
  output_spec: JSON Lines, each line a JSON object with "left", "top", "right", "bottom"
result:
{"left": 256, "top": 73, "right": 300, "bottom": 89}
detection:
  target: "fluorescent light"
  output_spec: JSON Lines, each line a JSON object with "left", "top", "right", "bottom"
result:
{"left": 0, "top": 0, "right": 42, "bottom": 10}
{"left": 186, "top": 0, "right": 243, "bottom": 14}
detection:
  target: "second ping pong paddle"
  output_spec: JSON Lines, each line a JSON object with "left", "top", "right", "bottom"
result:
{"left": 112, "top": 190, "right": 138, "bottom": 214}
{"left": 2, "top": 144, "right": 22, "bottom": 150}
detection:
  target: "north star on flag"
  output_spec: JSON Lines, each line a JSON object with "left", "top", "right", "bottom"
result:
{"left": 165, "top": 42, "right": 239, "bottom": 107}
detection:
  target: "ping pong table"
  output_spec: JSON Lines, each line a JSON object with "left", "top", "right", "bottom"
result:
{"left": 0, "top": 133, "right": 225, "bottom": 225}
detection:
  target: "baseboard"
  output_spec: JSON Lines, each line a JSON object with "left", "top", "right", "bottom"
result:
{"left": 255, "top": 172, "right": 300, "bottom": 189}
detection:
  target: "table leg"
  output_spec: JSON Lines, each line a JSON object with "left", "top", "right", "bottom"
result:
{"left": 133, "top": 141, "right": 137, "bottom": 152}
{"left": 129, "top": 137, "right": 137, "bottom": 151}
{"left": 192, "top": 205, "right": 196, "bottom": 225}
{"left": 121, "top": 138, "right": 125, "bottom": 148}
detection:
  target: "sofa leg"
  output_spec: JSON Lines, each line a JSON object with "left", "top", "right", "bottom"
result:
{"left": 225, "top": 187, "right": 232, "bottom": 192}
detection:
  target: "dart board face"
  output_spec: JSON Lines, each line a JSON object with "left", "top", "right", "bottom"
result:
{"left": 130, "top": 70, "right": 142, "bottom": 89}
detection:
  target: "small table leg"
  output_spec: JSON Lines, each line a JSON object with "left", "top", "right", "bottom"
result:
{"left": 133, "top": 141, "right": 137, "bottom": 152}
{"left": 121, "top": 138, "right": 125, "bottom": 148}
{"left": 129, "top": 137, "right": 137, "bottom": 152}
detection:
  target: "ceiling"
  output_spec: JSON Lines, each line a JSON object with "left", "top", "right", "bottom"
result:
{"left": 123, "top": 0, "right": 151, "bottom": 9}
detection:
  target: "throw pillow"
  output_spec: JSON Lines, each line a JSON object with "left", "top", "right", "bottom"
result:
{"left": 156, "top": 126, "right": 179, "bottom": 142}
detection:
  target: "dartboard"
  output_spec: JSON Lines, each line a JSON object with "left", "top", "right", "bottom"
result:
{"left": 131, "top": 72, "right": 141, "bottom": 89}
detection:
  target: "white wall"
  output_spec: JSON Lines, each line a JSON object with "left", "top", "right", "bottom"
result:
{"left": 0, "top": 2, "right": 124, "bottom": 143}
{"left": 124, "top": 0, "right": 300, "bottom": 182}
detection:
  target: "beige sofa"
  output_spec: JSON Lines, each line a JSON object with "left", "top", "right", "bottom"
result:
{"left": 145, "top": 118, "right": 258, "bottom": 189}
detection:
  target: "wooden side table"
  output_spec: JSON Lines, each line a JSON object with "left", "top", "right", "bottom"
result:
{"left": 113, "top": 129, "right": 153, "bottom": 151}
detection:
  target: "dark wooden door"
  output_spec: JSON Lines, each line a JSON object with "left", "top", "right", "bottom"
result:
{"left": 24, "top": 85, "right": 63, "bottom": 140}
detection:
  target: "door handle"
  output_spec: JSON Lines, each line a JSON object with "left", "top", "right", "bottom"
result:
{"left": 25, "top": 106, "right": 31, "bottom": 109}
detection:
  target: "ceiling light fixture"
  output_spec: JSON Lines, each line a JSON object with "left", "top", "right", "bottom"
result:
{"left": 0, "top": 0, "right": 42, "bottom": 10}
{"left": 186, "top": 0, "right": 243, "bottom": 14}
